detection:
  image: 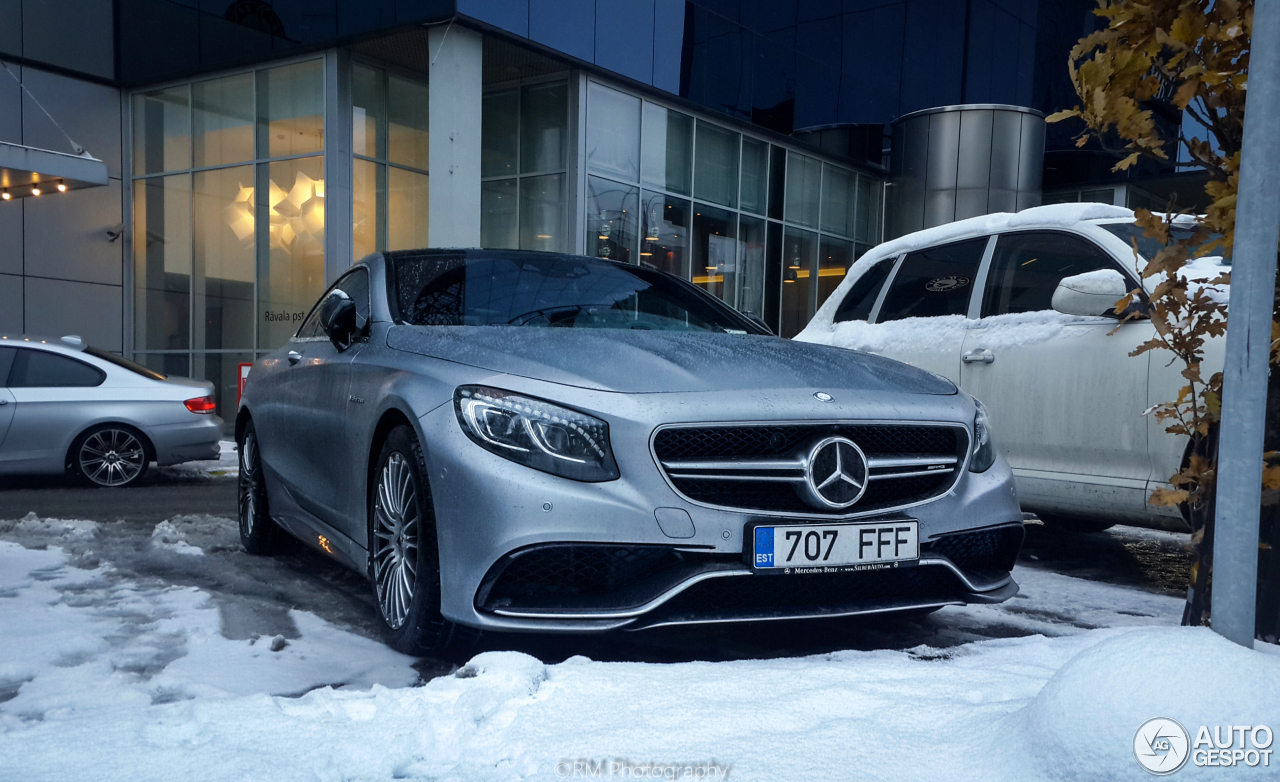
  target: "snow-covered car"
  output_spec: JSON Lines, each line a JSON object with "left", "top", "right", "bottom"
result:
{"left": 236, "top": 249, "right": 1025, "bottom": 656}
{"left": 0, "top": 334, "right": 223, "bottom": 487}
{"left": 799, "top": 203, "right": 1228, "bottom": 534}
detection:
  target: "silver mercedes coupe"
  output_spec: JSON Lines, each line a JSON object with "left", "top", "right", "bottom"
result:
{"left": 237, "top": 249, "right": 1024, "bottom": 655}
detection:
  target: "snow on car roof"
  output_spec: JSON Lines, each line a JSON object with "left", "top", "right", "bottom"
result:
{"left": 866, "top": 202, "right": 1136, "bottom": 264}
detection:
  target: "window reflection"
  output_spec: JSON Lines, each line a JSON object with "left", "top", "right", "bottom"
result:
{"left": 587, "top": 82, "right": 641, "bottom": 182}
{"left": 640, "top": 193, "right": 690, "bottom": 278}
{"left": 352, "top": 64, "right": 385, "bottom": 159}
{"left": 194, "top": 166, "right": 255, "bottom": 351}
{"left": 521, "top": 82, "right": 567, "bottom": 174}
{"left": 482, "top": 89, "right": 519, "bottom": 178}
{"left": 739, "top": 137, "right": 768, "bottom": 215}
{"left": 817, "top": 236, "right": 853, "bottom": 313}
{"left": 133, "top": 86, "right": 190, "bottom": 175}
{"left": 481, "top": 178, "right": 519, "bottom": 249}
{"left": 737, "top": 216, "right": 767, "bottom": 318}
{"left": 691, "top": 204, "right": 737, "bottom": 304}
{"left": 520, "top": 174, "right": 566, "bottom": 253}
{"left": 193, "top": 74, "right": 254, "bottom": 168}
{"left": 258, "top": 156, "right": 326, "bottom": 348}
{"left": 821, "top": 164, "right": 855, "bottom": 238}
{"left": 353, "top": 159, "right": 384, "bottom": 260}
{"left": 641, "top": 103, "right": 692, "bottom": 196}
{"left": 587, "top": 176, "right": 638, "bottom": 264}
{"left": 784, "top": 152, "right": 821, "bottom": 228}
{"left": 388, "top": 167, "right": 429, "bottom": 251}
{"left": 388, "top": 74, "right": 429, "bottom": 170}
{"left": 781, "top": 227, "right": 817, "bottom": 338}
{"left": 133, "top": 175, "right": 191, "bottom": 352}
{"left": 694, "top": 121, "right": 739, "bottom": 208}
{"left": 256, "top": 61, "right": 324, "bottom": 159}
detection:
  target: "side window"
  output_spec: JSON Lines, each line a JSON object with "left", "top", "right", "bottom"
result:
{"left": 833, "top": 258, "right": 895, "bottom": 323}
{"left": 981, "top": 232, "right": 1130, "bottom": 317}
{"left": 295, "top": 268, "right": 371, "bottom": 339}
{"left": 0, "top": 347, "right": 14, "bottom": 386}
{"left": 8, "top": 349, "right": 106, "bottom": 388}
{"left": 876, "top": 237, "right": 987, "bottom": 322}
{"left": 340, "top": 268, "right": 371, "bottom": 324}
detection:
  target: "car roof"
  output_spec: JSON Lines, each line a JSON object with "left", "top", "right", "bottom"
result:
{"left": 0, "top": 334, "right": 88, "bottom": 354}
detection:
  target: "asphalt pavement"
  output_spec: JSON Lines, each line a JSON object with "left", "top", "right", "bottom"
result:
{"left": 0, "top": 471, "right": 236, "bottom": 522}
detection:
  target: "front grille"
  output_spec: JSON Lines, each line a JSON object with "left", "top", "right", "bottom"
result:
{"left": 649, "top": 565, "right": 962, "bottom": 622}
{"left": 924, "top": 524, "right": 1024, "bottom": 578}
{"left": 653, "top": 424, "right": 959, "bottom": 461}
{"left": 653, "top": 423, "right": 968, "bottom": 516}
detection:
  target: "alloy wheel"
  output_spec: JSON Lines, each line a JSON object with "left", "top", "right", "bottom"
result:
{"left": 239, "top": 432, "right": 259, "bottom": 537}
{"left": 372, "top": 452, "right": 420, "bottom": 630}
{"left": 79, "top": 429, "right": 146, "bottom": 487}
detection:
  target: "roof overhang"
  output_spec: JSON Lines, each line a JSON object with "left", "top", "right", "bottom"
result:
{"left": 0, "top": 141, "right": 109, "bottom": 198}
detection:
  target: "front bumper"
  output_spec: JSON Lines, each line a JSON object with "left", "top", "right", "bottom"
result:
{"left": 420, "top": 397, "right": 1024, "bottom": 633}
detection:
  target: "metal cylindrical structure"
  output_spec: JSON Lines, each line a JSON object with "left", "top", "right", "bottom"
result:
{"left": 886, "top": 104, "right": 1045, "bottom": 239}
{"left": 1212, "top": 0, "right": 1280, "bottom": 648}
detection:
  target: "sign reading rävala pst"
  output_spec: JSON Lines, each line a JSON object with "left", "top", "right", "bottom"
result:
{"left": 263, "top": 310, "right": 306, "bottom": 324}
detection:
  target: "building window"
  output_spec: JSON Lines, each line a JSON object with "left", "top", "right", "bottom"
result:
{"left": 131, "top": 58, "right": 328, "bottom": 418}
{"left": 351, "top": 63, "right": 430, "bottom": 260}
{"left": 582, "top": 79, "right": 884, "bottom": 336}
{"left": 482, "top": 78, "right": 570, "bottom": 253}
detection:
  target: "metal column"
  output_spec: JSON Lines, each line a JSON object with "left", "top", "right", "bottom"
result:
{"left": 1213, "top": 0, "right": 1280, "bottom": 647}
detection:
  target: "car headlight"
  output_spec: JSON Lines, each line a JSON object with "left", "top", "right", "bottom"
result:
{"left": 969, "top": 397, "right": 996, "bottom": 473}
{"left": 454, "top": 386, "right": 620, "bottom": 482}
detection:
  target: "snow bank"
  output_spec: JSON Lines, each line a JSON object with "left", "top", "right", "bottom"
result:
{"left": 1007, "top": 627, "right": 1280, "bottom": 781}
{"left": 2, "top": 519, "right": 1269, "bottom": 782}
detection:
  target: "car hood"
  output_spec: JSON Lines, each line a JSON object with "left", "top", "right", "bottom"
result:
{"left": 385, "top": 326, "right": 956, "bottom": 395}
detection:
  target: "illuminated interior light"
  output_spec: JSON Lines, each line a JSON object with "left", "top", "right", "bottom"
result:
{"left": 1, "top": 190, "right": 9, "bottom": 200}
{"left": 30, "top": 186, "right": 41, "bottom": 196}
{"left": 56, "top": 181, "right": 67, "bottom": 192}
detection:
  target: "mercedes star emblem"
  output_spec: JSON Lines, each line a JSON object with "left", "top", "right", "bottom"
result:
{"left": 800, "top": 436, "right": 869, "bottom": 509}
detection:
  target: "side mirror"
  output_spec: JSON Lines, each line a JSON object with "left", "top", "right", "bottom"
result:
{"left": 320, "top": 289, "right": 359, "bottom": 350}
{"left": 1051, "top": 270, "right": 1132, "bottom": 318}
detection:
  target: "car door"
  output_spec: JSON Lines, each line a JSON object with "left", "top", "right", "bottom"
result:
{"left": 0, "top": 347, "right": 107, "bottom": 473}
{"left": 277, "top": 268, "right": 371, "bottom": 537}
{"left": 0, "top": 347, "right": 16, "bottom": 462}
{"left": 959, "top": 230, "right": 1154, "bottom": 520}
{"left": 865, "top": 236, "right": 992, "bottom": 384}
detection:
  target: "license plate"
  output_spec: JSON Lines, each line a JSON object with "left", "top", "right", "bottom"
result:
{"left": 752, "top": 520, "right": 919, "bottom": 574}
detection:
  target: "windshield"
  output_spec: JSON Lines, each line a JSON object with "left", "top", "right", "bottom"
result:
{"left": 1099, "top": 221, "right": 1231, "bottom": 265}
{"left": 393, "top": 253, "right": 765, "bottom": 334}
{"left": 85, "top": 346, "right": 167, "bottom": 380}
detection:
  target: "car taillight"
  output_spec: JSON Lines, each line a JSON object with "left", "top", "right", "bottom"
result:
{"left": 184, "top": 395, "right": 216, "bottom": 414}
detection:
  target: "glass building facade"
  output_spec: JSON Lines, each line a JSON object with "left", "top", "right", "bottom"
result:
{"left": 126, "top": 40, "right": 883, "bottom": 411}
{"left": 11, "top": 0, "right": 1193, "bottom": 419}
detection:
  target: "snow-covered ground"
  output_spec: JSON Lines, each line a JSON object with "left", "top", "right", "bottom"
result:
{"left": 1, "top": 514, "right": 1276, "bottom": 781}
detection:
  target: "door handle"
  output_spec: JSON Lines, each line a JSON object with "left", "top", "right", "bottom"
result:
{"left": 0, "top": 398, "right": 7, "bottom": 405}
{"left": 962, "top": 349, "right": 995, "bottom": 364}
{"left": 287, "top": 350, "right": 302, "bottom": 365}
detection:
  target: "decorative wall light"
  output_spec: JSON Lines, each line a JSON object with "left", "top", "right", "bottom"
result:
{"left": 223, "top": 171, "right": 325, "bottom": 254}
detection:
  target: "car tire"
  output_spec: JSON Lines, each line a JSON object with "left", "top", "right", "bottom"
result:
{"left": 369, "top": 425, "right": 479, "bottom": 658}
{"left": 71, "top": 424, "right": 151, "bottom": 488}
{"left": 238, "top": 420, "right": 284, "bottom": 555}
{"left": 1036, "top": 513, "right": 1117, "bottom": 534}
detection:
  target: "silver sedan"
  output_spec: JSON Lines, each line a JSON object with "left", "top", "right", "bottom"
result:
{"left": 238, "top": 250, "right": 1023, "bottom": 656}
{"left": 0, "top": 335, "right": 223, "bottom": 487}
